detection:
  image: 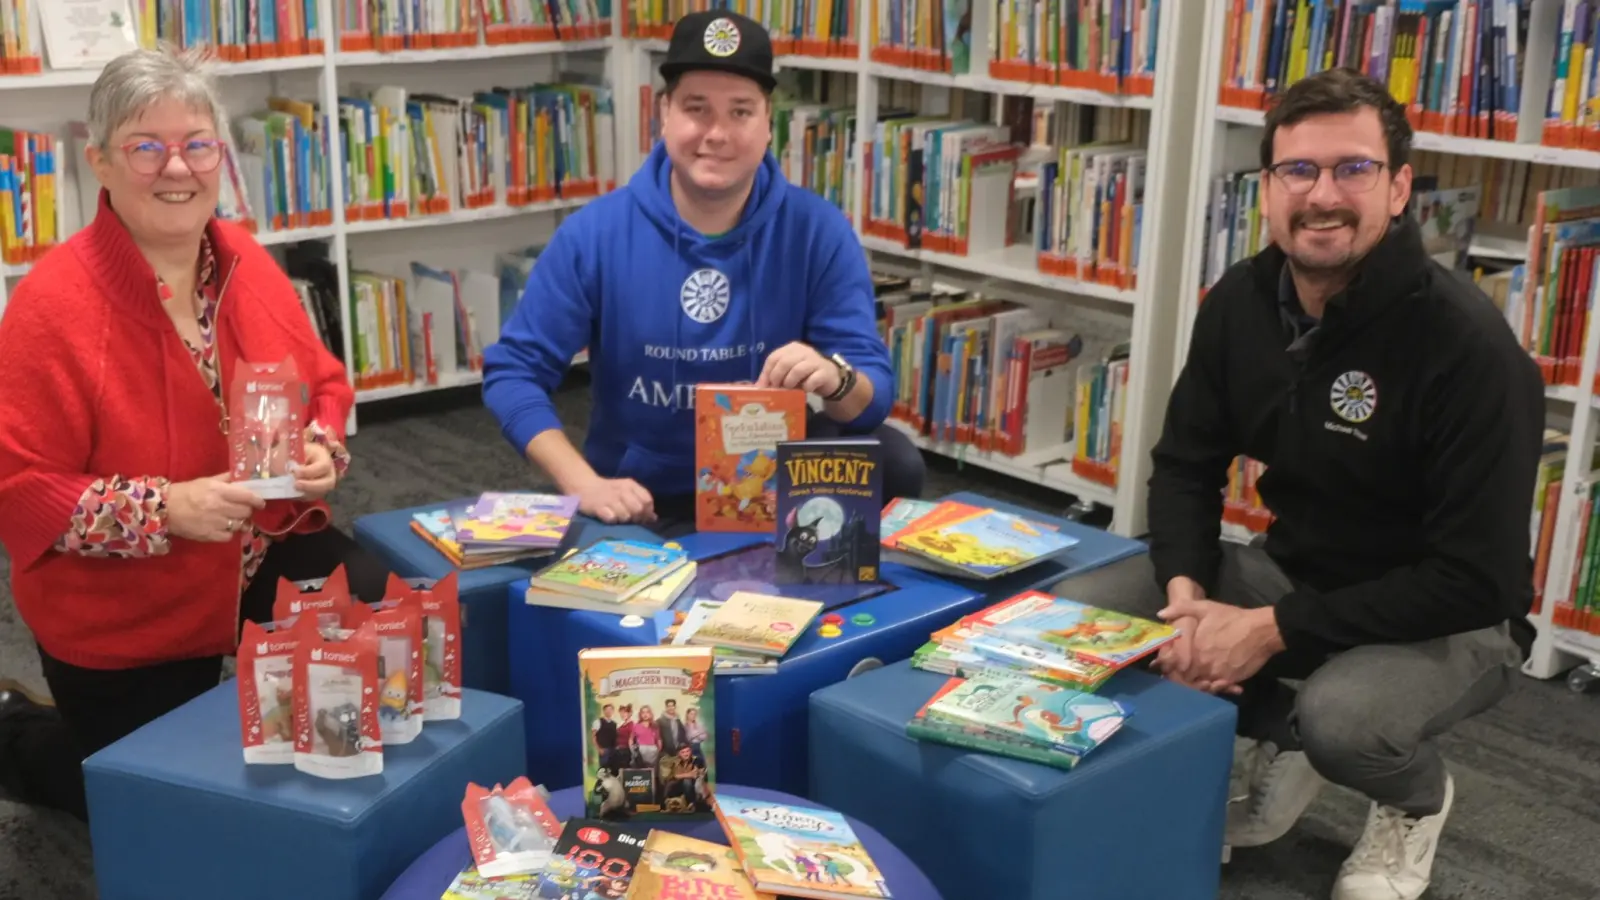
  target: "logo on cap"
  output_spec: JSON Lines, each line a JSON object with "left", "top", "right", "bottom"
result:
{"left": 703, "top": 17, "right": 741, "bottom": 57}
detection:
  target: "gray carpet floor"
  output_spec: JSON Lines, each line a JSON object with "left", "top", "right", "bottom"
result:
{"left": 3, "top": 376, "right": 1599, "bottom": 900}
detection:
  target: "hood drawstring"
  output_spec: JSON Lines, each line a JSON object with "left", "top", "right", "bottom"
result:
{"left": 745, "top": 238, "right": 757, "bottom": 382}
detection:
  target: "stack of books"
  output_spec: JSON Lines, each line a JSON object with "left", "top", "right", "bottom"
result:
{"left": 905, "top": 591, "right": 1179, "bottom": 770}
{"left": 523, "top": 539, "right": 698, "bottom": 616}
{"left": 664, "top": 591, "right": 826, "bottom": 675}
{"left": 409, "top": 492, "right": 576, "bottom": 570}
{"left": 879, "top": 498, "right": 1080, "bottom": 579}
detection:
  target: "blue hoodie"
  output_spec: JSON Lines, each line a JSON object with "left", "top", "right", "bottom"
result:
{"left": 482, "top": 143, "right": 893, "bottom": 499}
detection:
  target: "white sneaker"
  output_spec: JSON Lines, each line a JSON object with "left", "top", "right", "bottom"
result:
{"left": 1225, "top": 739, "right": 1328, "bottom": 848}
{"left": 1332, "top": 774, "right": 1454, "bottom": 900}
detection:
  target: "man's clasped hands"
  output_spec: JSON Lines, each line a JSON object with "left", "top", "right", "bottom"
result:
{"left": 1154, "top": 576, "right": 1288, "bottom": 695}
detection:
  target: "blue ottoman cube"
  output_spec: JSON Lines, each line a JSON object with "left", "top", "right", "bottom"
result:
{"left": 809, "top": 661, "right": 1236, "bottom": 900}
{"left": 84, "top": 685, "right": 526, "bottom": 900}
{"left": 355, "top": 502, "right": 631, "bottom": 695}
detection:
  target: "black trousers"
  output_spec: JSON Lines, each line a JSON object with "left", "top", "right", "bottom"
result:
{"left": 647, "top": 411, "right": 927, "bottom": 537}
{"left": 0, "top": 527, "right": 390, "bottom": 821}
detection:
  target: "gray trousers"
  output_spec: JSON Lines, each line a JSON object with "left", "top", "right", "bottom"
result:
{"left": 1050, "top": 542, "right": 1523, "bottom": 816}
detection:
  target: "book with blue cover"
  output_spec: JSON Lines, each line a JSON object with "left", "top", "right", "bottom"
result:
{"left": 884, "top": 502, "right": 1079, "bottom": 579}
{"left": 923, "top": 671, "right": 1129, "bottom": 758}
{"left": 966, "top": 590, "right": 1179, "bottom": 668}
{"left": 774, "top": 438, "right": 882, "bottom": 585}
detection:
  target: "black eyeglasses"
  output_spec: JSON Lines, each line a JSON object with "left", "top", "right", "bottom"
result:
{"left": 1267, "top": 159, "right": 1387, "bottom": 194}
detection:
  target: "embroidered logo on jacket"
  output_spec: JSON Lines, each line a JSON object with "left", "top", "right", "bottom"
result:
{"left": 1329, "top": 370, "right": 1378, "bottom": 423}
{"left": 680, "top": 268, "right": 731, "bottom": 323}
{"left": 703, "top": 18, "right": 741, "bottom": 56}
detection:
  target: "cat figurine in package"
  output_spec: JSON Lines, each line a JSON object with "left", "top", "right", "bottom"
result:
{"left": 229, "top": 356, "right": 309, "bottom": 499}
{"left": 272, "top": 565, "right": 354, "bottom": 622}
{"left": 462, "top": 776, "right": 564, "bottom": 878}
{"left": 292, "top": 620, "right": 383, "bottom": 779}
{"left": 384, "top": 573, "right": 463, "bottom": 721}
{"left": 342, "top": 599, "right": 425, "bottom": 744}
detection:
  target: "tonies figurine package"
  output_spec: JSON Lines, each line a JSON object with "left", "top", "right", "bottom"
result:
{"left": 292, "top": 621, "right": 383, "bottom": 779}
{"left": 384, "top": 573, "right": 462, "bottom": 721}
{"left": 462, "top": 777, "right": 563, "bottom": 878}
{"left": 342, "top": 599, "right": 425, "bottom": 745}
{"left": 272, "top": 565, "right": 354, "bottom": 622}
{"left": 230, "top": 357, "right": 309, "bottom": 499}
{"left": 238, "top": 612, "right": 339, "bottom": 765}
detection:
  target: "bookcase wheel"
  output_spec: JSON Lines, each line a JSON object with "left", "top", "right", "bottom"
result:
{"left": 1566, "top": 666, "right": 1600, "bottom": 695}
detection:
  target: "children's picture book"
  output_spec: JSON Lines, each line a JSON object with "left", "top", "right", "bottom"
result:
{"left": 532, "top": 818, "right": 649, "bottom": 899}
{"left": 904, "top": 677, "right": 1091, "bottom": 771}
{"left": 686, "top": 590, "right": 825, "bottom": 658}
{"left": 713, "top": 790, "right": 892, "bottom": 899}
{"left": 879, "top": 497, "right": 940, "bottom": 537}
{"left": 666, "top": 599, "right": 779, "bottom": 675}
{"left": 529, "top": 539, "right": 690, "bottom": 603}
{"left": 884, "top": 503, "right": 1079, "bottom": 579}
{"left": 965, "top": 590, "right": 1178, "bottom": 668}
{"left": 579, "top": 646, "right": 716, "bottom": 823}
{"left": 454, "top": 492, "right": 578, "bottom": 549}
{"left": 694, "top": 385, "right": 807, "bottom": 533}
{"left": 441, "top": 862, "right": 540, "bottom": 899}
{"left": 924, "top": 672, "right": 1129, "bottom": 758}
{"left": 629, "top": 830, "right": 776, "bottom": 899}
{"left": 775, "top": 438, "right": 882, "bottom": 585}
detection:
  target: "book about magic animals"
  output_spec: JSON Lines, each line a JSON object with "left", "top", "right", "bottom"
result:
{"left": 579, "top": 647, "right": 716, "bottom": 825}
{"left": 775, "top": 438, "right": 882, "bottom": 585}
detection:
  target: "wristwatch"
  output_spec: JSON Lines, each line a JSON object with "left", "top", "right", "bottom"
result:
{"left": 823, "top": 353, "right": 856, "bottom": 402}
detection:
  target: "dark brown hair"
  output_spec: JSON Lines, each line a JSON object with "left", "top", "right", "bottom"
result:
{"left": 1260, "top": 67, "right": 1412, "bottom": 170}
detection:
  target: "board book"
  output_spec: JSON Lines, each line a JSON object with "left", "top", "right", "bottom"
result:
{"left": 578, "top": 646, "right": 716, "bottom": 824}
{"left": 712, "top": 790, "right": 892, "bottom": 899}
{"left": 775, "top": 438, "right": 882, "bottom": 585}
{"left": 965, "top": 590, "right": 1178, "bottom": 668}
{"left": 694, "top": 385, "right": 807, "bottom": 533}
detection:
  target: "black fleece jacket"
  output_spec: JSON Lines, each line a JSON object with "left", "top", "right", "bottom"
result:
{"left": 1147, "top": 215, "right": 1545, "bottom": 654}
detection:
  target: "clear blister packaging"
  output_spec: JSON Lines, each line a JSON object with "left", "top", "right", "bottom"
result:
{"left": 462, "top": 777, "right": 562, "bottom": 879}
{"left": 384, "top": 573, "right": 462, "bottom": 721}
{"left": 229, "top": 357, "right": 309, "bottom": 500}
{"left": 291, "top": 621, "right": 383, "bottom": 779}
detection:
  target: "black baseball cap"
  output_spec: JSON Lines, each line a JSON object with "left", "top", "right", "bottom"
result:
{"left": 659, "top": 11, "right": 776, "bottom": 93}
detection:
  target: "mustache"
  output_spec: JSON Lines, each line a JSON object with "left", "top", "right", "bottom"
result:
{"left": 1292, "top": 208, "right": 1358, "bottom": 229}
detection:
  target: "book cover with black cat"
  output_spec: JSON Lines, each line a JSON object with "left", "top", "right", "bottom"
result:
{"left": 774, "top": 438, "right": 882, "bottom": 585}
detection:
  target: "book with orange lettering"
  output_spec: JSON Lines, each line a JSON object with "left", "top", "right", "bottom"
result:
{"left": 693, "top": 385, "right": 807, "bottom": 533}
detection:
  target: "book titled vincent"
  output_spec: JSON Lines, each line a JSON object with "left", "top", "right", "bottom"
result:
{"left": 774, "top": 438, "right": 882, "bottom": 585}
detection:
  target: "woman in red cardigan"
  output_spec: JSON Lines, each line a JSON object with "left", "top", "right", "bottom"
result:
{"left": 0, "top": 47, "right": 389, "bottom": 821}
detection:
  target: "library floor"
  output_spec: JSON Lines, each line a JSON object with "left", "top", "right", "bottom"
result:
{"left": 3, "top": 377, "right": 1599, "bottom": 899}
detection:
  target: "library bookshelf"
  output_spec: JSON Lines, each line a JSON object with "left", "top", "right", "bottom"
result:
{"left": 0, "top": 0, "right": 621, "bottom": 435}
{"left": 1, "top": 0, "right": 1210, "bottom": 541}
{"left": 1177, "top": 0, "right": 1600, "bottom": 684}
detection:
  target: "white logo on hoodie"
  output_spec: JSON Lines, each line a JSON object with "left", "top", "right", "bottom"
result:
{"left": 681, "top": 268, "right": 731, "bottom": 324}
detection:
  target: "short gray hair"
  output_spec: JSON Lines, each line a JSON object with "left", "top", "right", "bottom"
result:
{"left": 87, "top": 45, "right": 226, "bottom": 150}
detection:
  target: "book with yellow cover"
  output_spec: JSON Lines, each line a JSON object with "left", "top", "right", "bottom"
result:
{"left": 625, "top": 830, "right": 775, "bottom": 899}
{"left": 685, "top": 590, "right": 824, "bottom": 658}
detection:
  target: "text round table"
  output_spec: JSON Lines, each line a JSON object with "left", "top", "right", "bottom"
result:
{"left": 380, "top": 783, "right": 942, "bottom": 899}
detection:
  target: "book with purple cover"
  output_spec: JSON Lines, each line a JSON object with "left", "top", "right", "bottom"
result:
{"left": 454, "top": 492, "right": 578, "bottom": 549}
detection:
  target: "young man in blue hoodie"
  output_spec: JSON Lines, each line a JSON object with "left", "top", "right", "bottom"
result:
{"left": 483, "top": 10, "right": 922, "bottom": 528}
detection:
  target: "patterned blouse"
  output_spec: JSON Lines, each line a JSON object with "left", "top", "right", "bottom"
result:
{"left": 51, "top": 236, "right": 351, "bottom": 592}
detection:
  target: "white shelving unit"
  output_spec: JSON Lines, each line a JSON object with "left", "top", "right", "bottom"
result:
{"left": 1177, "top": 0, "right": 1600, "bottom": 684}
{"left": 0, "top": 1, "right": 1216, "bottom": 540}
{"left": 0, "top": 0, "right": 619, "bottom": 432}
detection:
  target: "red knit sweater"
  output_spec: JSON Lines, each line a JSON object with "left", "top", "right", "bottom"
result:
{"left": 0, "top": 192, "right": 354, "bottom": 670}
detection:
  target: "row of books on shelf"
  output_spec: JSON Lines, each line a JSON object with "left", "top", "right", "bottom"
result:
{"left": 0, "top": 77, "right": 614, "bottom": 267}
{"left": 1528, "top": 428, "right": 1600, "bottom": 641}
{"left": 862, "top": 100, "right": 1147, "bottom": 289}
{"left": 1217, "top": 0, "right": 1598, "bottom": 151}
{"left": 0, "top": 0, "right": 617, "bottom": 76}
{"left": 873, "top": 271, "right": 1128, "bottom": 488}
{"left": 905, "top": 589, "right": 1176, "bottom": 769}
{"left": 867, "top": 0, "right": 1161, "bottom": 96}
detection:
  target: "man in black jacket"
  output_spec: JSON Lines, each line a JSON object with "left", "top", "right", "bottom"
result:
{"left": 1050, "top": 68, "right": 1542, "bottom": 900}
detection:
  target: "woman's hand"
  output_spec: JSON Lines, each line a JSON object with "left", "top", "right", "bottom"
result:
{"left": 167, "top": 475, "right": 266, "bottom": 542}
{"left": 294, "top": 442, "right": 338, "bottom": 501}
